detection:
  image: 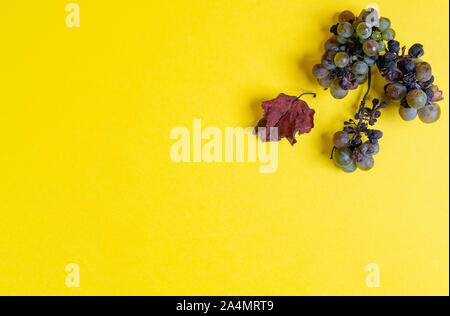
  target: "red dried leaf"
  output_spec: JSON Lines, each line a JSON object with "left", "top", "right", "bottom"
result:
{"left": 255, "top": 93, "right": 315, "bottom": 146}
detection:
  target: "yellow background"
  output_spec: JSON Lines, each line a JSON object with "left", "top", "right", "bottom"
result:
{"left": 0, "top": 0, "right": 448, "bottom": 296}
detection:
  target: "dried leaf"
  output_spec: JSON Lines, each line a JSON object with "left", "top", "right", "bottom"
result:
{"left": 255, "top": 93, "right": 315, "bottom": 146}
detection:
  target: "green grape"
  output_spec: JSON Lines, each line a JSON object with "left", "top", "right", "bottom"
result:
{"left": 385, "top": 83, "right": 407, "bottom": 101}
{"left": 312, "top": 64, "right": 329, "bottom": 79}
{"left": 406, "top": 89, "right": 427, "bottom": 109}
{"left": 356, "top": 22, "right": 372, "bottom": 39}
{"left": 339, "top": 10, "right": 355, "bottom": 23}
{"left": 333, "top": 131, "right": 350, "bottom": 148}
{"left": 379, "top": 17, "right": 391, "bottom": 31}
{"left": 337, "top": 22, "right": 353, "bottom": 38}
{"left": 377, "top": 40, "right": 386, "bottom": 52}
{"left": 382, "top": 28, "right": 395, "bottom": 41}
{"left": 371, "top": 31, "right": 382, "bottom": 40}
{"left": 324, "top": 38, "right": 340, "bottom": 51}
{"left": 363, "top": 40, "right": 379, "bottom": 57}
{"left": 342, "top": 160, "right": 357, "bottom": 173}
{"left": 399, "top": 106, "right": 418, "bottom": 121}
{"left": 337, "top": 36, "right": 348, "bottom": 44}
{"left": 352, "top": 61, "right": 369, "bottom": 75}
{"left": 334, "top": 147, "right": 353, "bottom": 167}
{"left": 363, "top": 56, "right": 375, "bottom": 66}
{"left": 415, "top": 62, "right": 433, "bottom": 82}
{"left": 330, "top": 79, "right": 349, "bottom": 99}
{"left": 357, "top": 156, "right": 375, "bottom": 171}
{"left": 356, "top": 74, "right": 368, "bottom": 84}
{"left": 318, "top": 76, "right": 332, "bottom": 89}
{"left": 334, "top": 52, "right": 350, "bottom": 68}
{"left": 418, "top": 103, "right": 441, "bottom": 123}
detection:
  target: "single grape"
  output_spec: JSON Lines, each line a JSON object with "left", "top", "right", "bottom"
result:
{"left": 415, "top": 62, "right": 432, "bottom": 82}
{"left": 337, "top": 22, "right": 353, "bottom": 38}
{"left": 339, "top": 10, "right": 355, "bottom": 23}
{"left": 418, "top": 103, "right": 441, "bottom": 123}
{"left": 363, "top": 56, "right": 375, "bottom": 66}
{"left": 382, "top": 28, "right": 395, "bottom": 41}
{"left": 324, "top": 38, "right": 340, "bottom": 51}
{"left": 342, "top": 160, "right": 357, "bottom": 173}
{"left": 385, "top": 83, "right": 407, "bottom": 101}
{"left": 356, "top": 22, "right": 372, "bottom": 39}
{"left": 333, "top": 131, "right": 350, "bottom": 148}
{"left": 318, "top": 76, "right": 332, "bottom": 89}
{"left": 363, "top": 40, "right": 379, "bottom": 57}
{"left": 371, "top": 31, "right": 382, "bottom": 40}
{"left": 334, "top": 52, "right": 350, "bottom": 68}
{"left": 379, "top": 17, "right": 391, "bottom": 31}
{"left": 399, "top": 106, "right": 418, "bottom": 121}
{"left": 334, "top": 147, "right": 353, "bottom": 167}
{"left": 365, "top": 141, "right": 380, "bottom": 156}
{"left": 352, "top": 61, "right": 369, "bottom": 75}
{"left": 321, "top": 51, "right": 337, "bottom": 70}
{"left": 406, "top": 89, "right": 427, "bottom": 109}
{"left": 377, "top": 40, "right": 386, "bottom": 52}
{"left": 356, "top": 74, "right": 368, "bottom": 84}
{"left": 330, "top": 79, "right": 349, "bottom": 99}
{"left": 357, "top": 156, "right": 375, "bottom": 171}
{"left": 312, "top": 64, "right": 329, "bottom": 79}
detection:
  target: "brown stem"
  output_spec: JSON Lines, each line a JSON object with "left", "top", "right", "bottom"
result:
{"left": 297, "top": 92, "right": 317, "bottom": 100}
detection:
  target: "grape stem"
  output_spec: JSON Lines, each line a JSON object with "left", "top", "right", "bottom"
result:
{"left": 330, "top": 67, "right": 372, "bottom": 160}
{"left": 297, "top": 92, "right": 317, "bottom": 100}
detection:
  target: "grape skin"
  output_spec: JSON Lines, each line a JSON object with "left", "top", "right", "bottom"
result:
{"left": 334, "top": 147, "right": 353, "bottom": 167}
{"left": 330, "top": 79, "right": 349, "bottom": 99}
{"left": 418, "top": 103, "right": 441, "bottom": 123}
{"left": 337, "top": 22, "right": 353, "bottom": 38}
{"left": 333, "top": 131, "right": 350, "bottom": 148}
{"left": 382, "top": 29, "right": 395, "bottom": 41}
{"left": 399, "top": 106, "right": 418, "bottom": 121}
{"left": 334, "top": 52, "right": 350, "bottom": 68}
{"left": 379, "top": 17, "right": 391, "bottom": 31}
{"left": 352, "top": 61, "right": 369, "bottom": 75}
{"left": 318, "top": 76, "right": 332, "bottom": 88}
{"left": 415, "top": 62, "right": 432, "bottom": 82}
{"left": 339, "top": 10, "right": 355, "bottom": 23}
{"left": 386, "top": 83, "right": 407, "bottom": 101}
{"left": 363, "top": 40, "right": 379, "bottom": 57}
{"left": 357, "top": 156, "right": 375, "bottom": 171}
{"left": 406, "top": 89, "right": 427, "bottom": 109}
{"left": 356, "top": 23, "right": 372, "bottom": 39}
{"left": 313, "top": 64, "right": 329, "bottom": 79}
{"left": 342, "top": 160, "right": 357, "bottom": 173}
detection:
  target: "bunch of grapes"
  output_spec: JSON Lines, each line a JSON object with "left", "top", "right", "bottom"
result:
{"left": 332, "top": 98, "right": 386, "bottom": 173}
{"left": 378, "top": 43, "right": 443, "bottom": 123}
{"left": 312, "top": 8, "right": 396, "bottom": 99}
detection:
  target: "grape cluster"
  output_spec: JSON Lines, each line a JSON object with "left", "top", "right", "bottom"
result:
{"left": 312, "top": 8, "right": 396, "bottom": 99}
{"left": 378, "top": 43, "right": 443, "bottom": 123}
{"left": 332, "top": 98, "right": 386, "bottom": 173}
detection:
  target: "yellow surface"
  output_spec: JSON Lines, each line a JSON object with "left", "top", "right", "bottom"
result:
{"left": 0, "top": 0, "right": 448, "bottom": 296}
